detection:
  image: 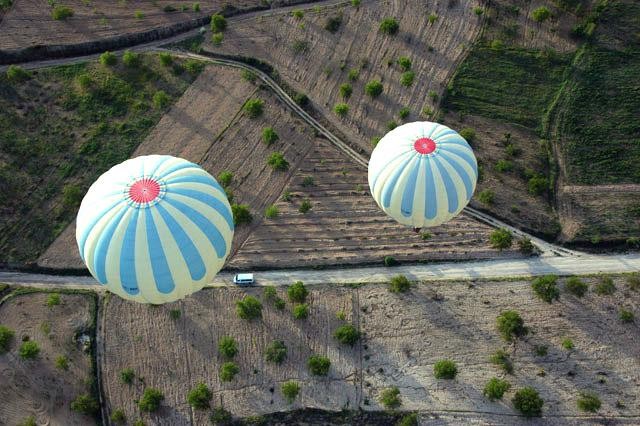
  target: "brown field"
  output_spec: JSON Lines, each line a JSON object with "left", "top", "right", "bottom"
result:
{"left": 0, "top": 291, "right": 96, "bottom": 426}
{"left": 209, "top": 0, "right": 483, "bottom": 152}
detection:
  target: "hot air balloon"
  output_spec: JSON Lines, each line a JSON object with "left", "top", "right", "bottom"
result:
{"left": 368, "top": 121, "right": 477, "bottom": 229}
{"left": 76, "top": 155, "right": 234, "bottom": 304}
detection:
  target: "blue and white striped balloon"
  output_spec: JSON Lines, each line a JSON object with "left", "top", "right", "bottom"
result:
{"left": 76, "top": 155, "right": 234, "bottom": 304}
{"left": 368, "top": 122, "right": 478, "bottom": 228}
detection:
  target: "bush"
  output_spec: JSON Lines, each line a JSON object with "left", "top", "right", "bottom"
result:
{"left": 218, "top": 336, "right": 238, "bottom": 359}
{"left": 433, "top": 359, "right": 457, "bottom": 379}
{"left": 302, "top": 176, "right": 314, "bottom": 187}
{"left": 292, "top": 39, "right": 309, "bottom": 53}
{"left": 348, "top": 69, "right": 359, "bottom": 81}
{"left": 293, "top": 303, "right": 309, "bottom": 319}
{"left": 565, "top": 276, "right": 588, "bottom": 297}
{"left": 111, "top": 408, "right": 126, "bottom": 424}
{"left": 212, "top": 33, "right": 223, "bottom": 45}
{"left": 120, "top": 368, "right": 135, "bottom": 384}
{"left": 210, "top": 406, "right": 232, "bottom": 425}
{"left": 218, "top": 171, "right": 233, "bottom": 187}
{"left": 220, "top": 361, "right": 239, "bottom": 381}
{"left": 46, "top": 293, "right": 61, "bottom": 307}
{"left": 0, "top": 325, "right": 15, "bottom": 353}
{"left": 339, "top": 83, "right": 353, "bottom": 99}
{"left": 267, "top": 152, "right": 289, "bottom": 171}
{"left": 287, "top": 281, "right": 308, "bottom": 303}
{"left": 210, "top": 14, "right": 227, "bottom": 32}
{"left": 6, "top": 65, "right": 31, "bottom": 82}
{"left": 428, "top": 13, "right": 438, "bottom": 24}
{"left": 184, "top": 59, "right": 204, "bottom": 75}
{"left": 512, "top": 387, "right": 543, "bottom": 417}
{"left": 71, "top": 394, "right": 99, "bottom": 415}
{"left": 281, "top": 381, "right": 300, "bottom": 403}
{"left": 265, "top": 340, "right": 287, "bottom": 364}
{"left": 397, "top": 413, "right": 418, "bottom": 426}
{"left": 388, "top": 275, "right": 411, "bottom": 293}
{"left": 490, "top": 228, "right": 513, "bottom": 251}
{"left": 562, "top": 338, "right": 574, "bottom": 350}
{"left": 400, "top": 71, "right": 415, "bottom": 87}
{"left": 365, "top": 80, "right": 384, "bottom": 97}
{"left": 153, "top": 90, "right": 170, "bottom": 109}
{"left": 163, "top": 5, "right": 176, "bottom": 12}
{"left": 495, "top": 159, "right": 513, "bottom": 173}
{"left": 308, "top": 355, "right": 331, "bottom": 376}
{"left": 236, "top": 296, "right": 262, "bottom": 320}
{"left": 528, "top": 175, "right": 548, "bottom": 195}
{"left": 122, "top": 50, "right": 140, "bottom": 67}
{"left": 351, "top": 0, "right": 361, "bottom": 6}
{"left": 159, "top": 52, "right": 173, "bottom": 66}
{"left": 193, "top": 2, "right": 200, "bottom": 12}
{"left": 292, "top": 9, "right": 303, "bottom": 19}
{"left": 532, "top": 6, "right": 551, "bottom": 22}
{"left": 397, "top": 56, "right": 412, "bottom": 71}
{"left": 483, "top": 377, "right": 511, "bottom": 401}
{"left": 334, "top": 103, "right": 349, "bottom": 117}
{"left": 379, "top": 18, "right": 399, "bottom": 35}
{"left": 334, "top": 324, "right": 360, "bottom": 345}
{"left": 324, "top": 15, "right": 342, "bottom": 33}
{"left": 577, "top": 392, "right": 601, "bottom": 412}
{"left": 477, "top": 189, "right": 494, "bottom": 205}
{"left": 379, "top": 386, "right": 401, "bottom": 409}
{"left": 99, "top": 51, "right": 117, "bottom": 66}
{"left": 594, "top": 277, "right": 616, "bottom": 295}
{"left": 474, "top": 6, "right": 484, "bottom": 15}
{"left": 265, "top": 205, "right": 279, "bottom": 219}
{"left": 459, "top": 127, "right": 476, "bottom": 143}
{"left": 398, "top": 107, "right": 410, "bottom": 120}
{"left": 19, "top": 341, "right": 39, "bottom": 359}
{"left": 496, "top": 311, "right": 527, "bottom": 341}
{"left": 244, "top": 98, "right": 264, "bottom": 118}
{"left": 293, "top": 92, "right": 309, "bottom": 107}
{"left": 387, "top": 120, "right": 398, "bottom": 130}
{"left": 187, "top": 383, "right": 212, "bottom": 409}
{"left": 299, "top": 199, "right": 312, "bottom": 213}
{"left": 518, "top": 238, "right": 535, "bottom": 255}
{"left": 17, "top": 417, "right": 37, "bottom": 426}
{"left": 52, "top": 5, "right": 74, "bottom": 20}
{"left": 489, "top": 349, "right": 513, "bottom": 374}
{"left": 231, "top": 204, "right": 252, "bottom": 225}
{"left": 262, "top": 127, "right": 279, "bottom": 145}
{"left": 384, "top": 256, "right": 399, "bottom": 267}
{"left": 139, "top": 388, "right": 164, "bottom": 412}
{"left": 619, "top": 309, "right": 634, "bottom": 323}
{"left": 535, "top": 345, "right": 548, "bottom": 356}
{"left": 55, "top": 355, "right": 69, "bottom": 370}
{"left": 628, "top": 273, "right": 640, "bottom": 291}
{"left": 532, "top": 275, "right": 560, "bottom": 303}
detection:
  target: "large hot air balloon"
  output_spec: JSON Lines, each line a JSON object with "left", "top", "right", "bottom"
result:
{"left": 76, "top": 155, "right": 234, "bottom": 304}
{"left": 368, "top": 121, "right": 477, "bottom": 228}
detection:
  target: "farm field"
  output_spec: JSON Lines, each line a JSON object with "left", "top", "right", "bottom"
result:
{"left": 0, "top": 290, "right": 98, "bottom": 426}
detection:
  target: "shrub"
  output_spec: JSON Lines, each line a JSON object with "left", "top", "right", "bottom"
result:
{"left": 265, "top": 340, "right": 287, "bottom": 364}
{"left": 163, "top": 5, "right": 176, "bottom": 12}
{"left": 265, "top": 205, "right": 279, "bottom": 219}
{"left": 184, "top": 59, "right": 204, "bottom": 75}
{"left": 120, "top": 368, "right": 135, "bottom": 384}
{"left": 400, "top": 71, "right": 415, "bottom": 87}
{"left": 308, "top": 355, "right": 331, "bottom": 376}
{"left": 594, "top": 277, "right": 616, "bottom": 295}
{"left": 281, "top": 381, "right": 300, "bottom": 403}
{"left": 187, "top": 383, "right": 212, "bottom": 409}
{"left": 528, "top": 175, "right": 548, "bottom": 195}
{"left": 212, "top": 33, "right": 223, "bottom": 45}
{"left": 302, "top": 176, "right": 314, "bottom": 187}
{"left": 299, "top": 199, "right": 312, "bottom": 213}
{"left": 379, "top": 18, "right": 399, "bottom": 35}
{"left": 193, "top": 2, "right": 200, "bottom": 12}
{"left": 19, "top": 341, "right": 39, "bottom": 359}
{"left": 292, "top": 39, "right": 309, "bottom": 53}
{"left": 577, "top": 392, "right": 601, "bottom": 412}
{"left": 111, "top": 409, "right": 126, "bottom": 424}
{"left": 351, "top": 0, "right": 361, "bottom": 6}
{"left": 99, "top": 51, "right": 117, "bottom": 66}
{"left": 242, "top": 69, "right": 256, "bottom": 83}
{"left": 477, "top": 189, "right": 494, "bottom": 205}
{"left": 334, "top": 324, "right": 360, "bottom": 345}
{"left": 122, "top": 50, "right": 140, "bottom": 67}
{"left": 293, "top": 92, "right": 309, "bottom": 107}
{"left": 379, "top": 386, "right": 401, "bottom": 409}
{"left": 505, "top": 143, "right": 521, "bottom": 157}
{"left": 210, "top": 14, "right": 227, "bottom": 32}
{"left": 562, "top": 338, "right": 574, "bottom": 350}
{"left": 52, "top": 5, "right": 74, "bottom": 20}
{"left": 512, "top": 387, "right": 543, "bottom": 417}
{"left": 339, "top": 83, "right": 353, "bottom": 99}
{"left": 348, "top": 68, "right": 359, "bottom": 81}
{"left": 267, "top": 152, "right": 289, "bottom": 171}
{"left": 483, "top": 377, "right": 511, "bottom": 401}
{"left": 292, "top": 9, "right": 303, "bottom": 19}
{"left": 210, "top": 406, "right": 232, "bottom": 425}
{"left": 398, "top": 107, "right": 410, "bottom": 120}
{"left": 159, "top": 52, "right": 173, "bottom": 66}
{"left": 71, "top": 394, "right": 99, "bottom": 415}
{"left": 388, "top": 275, "right": 411, "bottom": 293}
{"left": 243, "top": 98, "right": 264, "bottom": 118}
{"left": 153, "top": 90, "right": 170, "bottom": 109}
{"left": 495, "top": 159, "right": 514, "bottom": 173}
{"left": 220, "top": 362, "right": 239, "bottom": 381}
{"left": 287, "top": 281, "right": 308, "bottom": 303}
{"left": 334, "top": 103, "right": 349, "bottom": 117}
{"left": 491, "top": 39, "right": 505, "bottom": 50}
{"left": 46, "top": 293, "right": 61, "bottom": 307}
{"left": 17, "top": 417, "right": 37, "bottom": 426}
{"left": 218, "top": 336, "right": 238, "bottom": 359}
{"left": 535, "top": 345, "right": 548, "bottom": 356}
{"left": 236, "top": 296, "right": 262, "bottom": 320}
{"left": 565, "top": 277, "right": 588, "bottom": 297}
{"left": 6, "top": 65, "right": 31, "bottom": 82}
{"left": 532, "top": 6, "right": 551, "bottom": 22}
{"left": 433, "top": 359, "right": 457, "bottom": 379}
{"left": 628, "top": 273, "right": 640, "bottom": 291}
{"left": 324, "top": 15, "right": 342, "bottom": 33}
{"left": 384, "top": 256, "right": 399, "bottom": 267}
{"left": 496, "top": 310, "right": 527, "bottom": 341}
{"left": 274, "top": 298, "right": 286, "bottom": 310}
{"left": 139, "top": 388, "right": 164, "bottom": 412}
{"left": 397, "top": 413, "right": 418, "bottom": 426}
{"left": 474, "top": 6, "right": 484, "bottom": 15}
{"left": 365, "top": 80, "right": 383, "bottom": 97}
{"left": 532, "top": 275, "right": 560, "bottom": 303}
{"left": 397, "top": 56, "right": 411, "bottom": 71}
{"left": 231, "top": 204, "right": 252, "bottom": 225}
{"left": 293, "top": 304, "right": 309, "bottom": 319}
{"left": 518, "top": 238, "right": 535, "bottom": 255}
{"left": 387, "top": 121, "right": 398, "bottom": 131}
{"left": 218, "top": 171, "right": 233, "bottom": 187}
{"left": 619, "top": 309, "right": 634, "bottom": 323}
{"left": 490, "top": 228, "right": 513, "bottom": 251}
{"left": 489, "top": 349, "right": 513, "bottom": 374}
{"left": 262, "top": 127, "right": 279, "bottom": 145}
{"left": 55, "top": 355, "right": 69, "bottom": 370}
{"left": 0, "top": 325, "right": 14, "bottom": 353}
{"left": 428, "top": 13, "right": 438, "bottom": 24}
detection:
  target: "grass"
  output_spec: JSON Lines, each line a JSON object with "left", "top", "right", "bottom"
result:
{"left": 220, "top": 362, "right": 239, "bottom": 381}
{"left": 265, "top": 340, "right": 287, "bottom": 364}
{"left": 483, "top": 377, "right": 511, "bottom": 401}
{"left": 489, "top": 349, "right": 513, "bottom": 374}
{"left": 379, "top": 386, "right": 401, "bottom": 409}
{"left": 433, "top": 359, "right": 457, "bottom": 379}
{"left": 577, "top": 391, "right": 601, "bottom": 412}
{"left": 0, "top": 54, "right": 201, "bottom": 265}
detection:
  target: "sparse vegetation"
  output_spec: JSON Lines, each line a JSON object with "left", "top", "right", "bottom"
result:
{"left": 210, "top": 14, "right": 227, "bottom": 33}
{"left": 388, "top": 275, "right": 411, "bottom": 293}
{"left": 232, "top": 204, "right": 253, "bottom": 225}
{"left": 159, "top": 52, "right": 173, "bottom": 66}
{"left": 139, "top": 388, "right": 164, "bottom": 412}
{"left": 532, "top": 275, "right": 560, "bottom": 303}
{"left": 528, "top": 175, "right": 548, "bottom": 195}
{"left": 348, "top": 69, "right": 359, "bottom": 81}
{"left": 99, "top": 51, "right": 117, "bottom": 66}
{"left": 594, "top": 277, "right": 616, "bottom": 295}
{"left": 484, "top": 377, "right": 511, "bottom": 401}
{"left": 281, "top": 381, "right": 300, "bottom": 403}
{"left": 71, "top": 393, "right": 99, "bottom": 415}
{"left": 267, "top": 152, "right": 289, "bottom": 171}
{"left": 365, "top": 80, "right": 384, "bottom": 97}
{"left": 334, "top": 103, "right": 349, "bottom": 117}
{"left": 287, "top": 281, "right": 308, "bottom": 303}
{"left": 379, "top": 18, "right": 399, "bottom": 35}
{"left": 187, "top": 383, "right": 213, "bottom": 409}
{"left": 293, "top": 303, "right": 309, "bottom": 319}
{"left": 243, "top": 98, "right": 264, "bottom": 118}
{"left": 55, "top": 355, "right": 69, "bottom": 370}
{"left": 120, "top": 368, "right": 135, "bottom": 384}
{"left": 379, "top": 386, "right": 401, "bottom": 409}
{"left": 292, "top": 9, "right": 303, "bottom": 19}
{"left": 218, "top": 336, "right": 238, "bottom": 359}
{"left": 262, "top": 127, "right": 279, "bottom": 145}
{"left": 19, "top": 340, "right": 40, "bottom": 359}
{"left": 17, "top": 416, "right": 37, "bottom": 426}
{"left": 292, "top": 39, "right": 309, "bottom": 53}
{"left": 52, "top": 5, "right": 74, "bottom": 20}
{"left": 400, "top": 71, "right": 415, "bottom": 87}
{"left": 265, "top": 205, "right": 279, "bottom": 219}
{"left": 512, "top": 387, "right": 543, "bottom": 417}
{"left": 433, "top": 359, "right": 458, "bottom": 379}
{"left": 577, "top": 392, "right": 601, "bottom": 412}
{"left": 428, "top": 13, "right": 438, "bottom": 24}
{"left": 334, "top": 324, "right": 360, "bottom": 345}
{"left": 565, "top": 277, "right": 588, "bottom": 297}
{"left": 531, "top": 6, "right": 552, "bottom": 22}
{"left": 265, "top": 340, "right": 287, "bottom": 364}
{"left": 477, "top": 189, "right": 495, "bottom": 205}
{"left": 496, "top": 310, "right": 527, "bottom": 341}
{"left": 308, "top": 355, "right": 331, "bottom": 376}
{"left": 236, "top": 296, "right": 262, "bottom": 320}
{"left": 397, "top": 413, "right": 418, "bottom": 426}
{"left": 490, "top": 349, "right": 513, "bottom": 374}
{"left": 489, "top": 228, "right": 513, "bottom": 251}
{"left": 0, "top": 325, "right": 15, "bottom": 353}
{"left": 619, "top": 309, "right": 634, "bottom": 323}
{"left": 46, "top": 293, "right": 61, "bottom": 307}
{"left": 495, "top": 159, "right": 514, "bottom": 173}
{"left": 220, "top": 361, "right": 239, "bottom": 381}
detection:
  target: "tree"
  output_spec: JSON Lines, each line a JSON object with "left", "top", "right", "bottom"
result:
{"left": 365, "top": 80, "right": 383, "bottom": 97}
{"left": 187, "top": 383, "right": 213, "bottom": 409}
{"left": 379, "top": 18, "right": 399, "bottom": 35}
{"left": 52, "top": 5, "right": 74, "bottom": 20}
{"left": 99, "top": 51, "right": 117, "bottom": 66}
{"left": 483, "top": 377, "right": 511, "bottom": 401}
{"left": 265, "top": 340, "right": 287, "bottom": 364}
{"left": 139, "top": 388, "right": 164, "bottom": 412}
{"left": 388, "top": 275, "right": 410, "bottom": 293}
{"left": 339, "top": 83, "right": 353, "bottom": 99}
{"left": 120, "top": 368, "right": 135, "bottom": 384}
{"left": 334, "top": 324, "right": 360, "bottom": 345}
{"left": 490, "top": 228, "right": 513, "bottom": 251}
{"left": 218, "top": 336, "right": 238, "bottom": 359}
{"left": 307, "top": 355, "right": 330, "bottom": 376}
{"left": 71, "top": 394, "right": 99, "bottom": 415}
{"left": 496, "top": 310, "right": 527, "bottom": 341}
{"left": 0, "top": 325, "right": 14, "bottom": 353}
{"left": 267, "top": 152, "right": 289, "bottom": 171}
{"left": 265, "top": 205, "right": 279, "bottom": 219}
{"left": 218, "top": 171, "right": 233, "bottom": 187}
{"left": 236, "top": 296, "right": 262, "bottom": 319}
{"left": 334, "top": 103, "right": 349, "bottom": 117}
{"left": 397, "top": 56, "right": 411, "bottom": 71}
{"left": 243, "top": 98, "right": 264, "bottom": 118}
{"left": 531, "top": 6, "right": 551, "bottom": 22}
{"left": 153, "top": 90, "right": 170, "bottom": 109}
{"left": 19, "top": 341, "right": 39, "bottom": 359}
{"left": 433, "top": 360, "right": 457, "bottom": 379}
{"left": 220, "top": 361, "right": 239, "bottom": 381}
{"left": 379, "top": 386, "right": 401, "bottom": 409}
{"left": 400, "top": 71, "right": 415, "bottom": 87}
{"left": 293, "top": 304, "right": 309, "bottom": 319}
{"left": 231, "top": 204, "right": 252, "bottom": 225}
{"left": 262, "top": 127, "right": 279, "bottom": 145}
{"left": 210, "top": 14, "right": 227, "bottom": 32}
{"left": 531, "top": 275, "right": 560, "bottom": 303}
{"left": 281, "top": 381, "right": 300, "bottom": 403}
{"left": 122, "top": 50, "right": 140, "bottom": 67}
{"left": 512, "top": 387, "right": 543, "bottom": 417}
{"left": 287, "top": 281, "right": 308, "bottom": 303}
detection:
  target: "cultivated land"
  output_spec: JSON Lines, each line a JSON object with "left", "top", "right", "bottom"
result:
{"left": 0, "top": 290, "right": 97, "bottom": 426}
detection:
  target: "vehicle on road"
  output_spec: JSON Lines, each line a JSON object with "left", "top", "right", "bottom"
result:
{"left": 233, "top": 273, "right": 255, "bottom": 285}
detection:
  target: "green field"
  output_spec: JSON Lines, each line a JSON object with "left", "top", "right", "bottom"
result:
{"left": 0, "top": 54, "right": 202, "bottom": 265}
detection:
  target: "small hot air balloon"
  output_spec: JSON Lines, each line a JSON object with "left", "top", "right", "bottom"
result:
{"left": 368, "top": 121, "right": 477, "bottom": 229}
{"left": 76, "top": 155, "right": 234, "bottom": 304}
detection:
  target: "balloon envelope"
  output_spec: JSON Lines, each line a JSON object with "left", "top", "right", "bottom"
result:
{"left": 76, "top": 155, "right": 234, "bottom": 304}
{"left": 368, "top": 121, "right": 478, "bottom": 228}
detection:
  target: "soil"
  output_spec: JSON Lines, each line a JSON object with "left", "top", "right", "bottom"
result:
{"left": 0, "top": 291, "right": 96, "bottom": 426}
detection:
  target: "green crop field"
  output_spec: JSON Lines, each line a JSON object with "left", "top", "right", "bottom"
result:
{"left": 0, "top": 54, "right": 202, "bottom": 265}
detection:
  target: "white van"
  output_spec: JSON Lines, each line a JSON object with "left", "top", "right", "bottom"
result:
{"left": 233, "top": 273, "right": 254, "bottom": 285}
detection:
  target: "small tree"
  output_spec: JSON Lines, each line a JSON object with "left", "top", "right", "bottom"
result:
{"left": 153, "top": 90, "right": 170, "bottom": 109}
{"left": 433, "top": 359, "right": 457, "bottom": 379}
{"left": 388, "top": 275, "right": 411, "bottom": 293}
{"left": 397, "top": 56, "right": 411, "bottom": 71}
{"left": 490, "top": 228, "right": 513, "bottom": 251}
{"left": 339, "top": 83, "right": 353, "bottom": 99}
{"left": 236, "top": 296, "right": 262, "bottom": 320}
{"left": 210, "top": 406, "right": 232, "bottom": 425}
{"left": 281, "top": 381, "right": 300, "bottom": 403}
{"left": 19, "top": 341, "right": 40, "bottom": 360}
{"left": 0, "top": 325, "right": 15, "bottom": 353}
{"left": 483, "top": 377, "right": 511, "bottom": 401}
{"left": 496, "top": 310, "right": 527, "bottom": 341}
{"left": 71, "top": 394, "right": 99, "bottom": 415}
{"left": 577, "top": 392, "right": 601, "bottom": 413}
{"left": 220, "top": 361, "right": 239, "bottom": 381}
{"left": 532, "top": 6, "right": 551, "bottom": 22}
{"left": 518, "top": 238, "right": 535, "bottom": 255}
{"left": 262, "top": 127, "right": 279, "bottom": 145}
{"left": 218, "top": 336, "right": 238, "bottom": 359}
{"left": 52, "top": 5, "right": 74, "bottom": 20}
{"left": 477, "top": 189, "right": 494, "bottom": 205}
{"left": 287, "top": 281, "right": 308, "bottom": 303}
{"left": 400, "top": 71, "right": 415, "bottom": 87}
{"left": 139, "top": 388, "right": 164, "bottom": 412}
{"left": 293, "top": 303, "right": 309, "bottom": 319}
{"left": 379, "top": 386, "right": 401, "bottom": 409}
{"left": 210, "top": 14, "right": 227, "bottom": 32}
{"left": 218, "top": 171, "right": 233, "bottom": 187}
{"left": 187, "top": 383, "right": 212, "bottom": 409}
{"left": 308, "top": 355, "right": 331, "bottom": 376}
{"left": 265, "top": 205, "right": 279, "bottom": 219}
{"left": 99, "top": 51, "right": 117, "bottom": 66}
{"left": 122, "top": 50, "right": 140, "bottom": 67}
{"left": 512, "top": 387, "right": 543, "bottom": 417}
{"left": 365, "top": 80, "right": 383, "bottom": 97}
{"left": 265, "top": 340, "right": 287, "bottom": 364}
{"left": 267, "top": 152, "right": 289, "bottom": 171}
{"left": 379, "top": 18, "right": 399, "bottom": 35}
{"left": 531, "top": 275, "right": 560, "bottom": 303}
{"left": 231, "top": 204, "right": 252, "bottom": 225}
{"left": 120, "top": 368, "right": 135, "bottom": 384}
{"left": 334, "top": 103, "right": 349, "bottom": 117}
{"left": 110, "top": 409, "right": 126, "bottom": 424}
{"left": 334, "top": 324, "right": 360, "bottom": 345}
{"left": 243, "top": 98, "right": 264, "bottom": 118}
